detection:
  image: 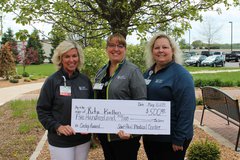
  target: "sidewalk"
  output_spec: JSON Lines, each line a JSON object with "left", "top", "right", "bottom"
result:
{"left": 194, "top": 110, "right": 239, "bottom": 150}
{"left": 0, "top": 82, "right": 43, "bottom": 106}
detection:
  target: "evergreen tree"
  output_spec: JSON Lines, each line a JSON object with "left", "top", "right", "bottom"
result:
{"left": 26, "top": 30, "right": 45, "bottom": 64}
{"left": 49, "top": 25, "right": 66, "bottom": 62}
{"left": 0, "top": 42, "right": 16, "bottom": 79}
{"left": 1, "top": 28, "right": 19, "bottom": 61}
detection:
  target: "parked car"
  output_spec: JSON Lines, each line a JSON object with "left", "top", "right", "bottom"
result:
{"left": 201, "top": 55, "right": 225, "bottom": 67}
{"left": 225, "top": 51, "right": 240, "bottom": 62}
{"left": 213, "top": 51, "right": 226, "bottom": 63}
{"left": 183, "top": 53, "right": 191, "bottom": 61}
{"left": 183, "top": 51, "right": 197, "bottom": 55}
{"left": 185, "top": 55, "right": 207, "bottom": 67}
{"left": 200, "top": 51, "right": 214, "bottom": 57}
{"left": 183, "top": 51, "right": 197, "bottom": 61}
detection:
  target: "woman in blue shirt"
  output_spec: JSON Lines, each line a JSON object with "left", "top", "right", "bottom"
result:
{"left": 143, "top": 32, "right": 196, "bottom": 160}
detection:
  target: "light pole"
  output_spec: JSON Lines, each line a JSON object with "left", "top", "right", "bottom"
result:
{"left": 229, "top": 21, "right": 233, "bottom": 52}
{"left": 188, "top": 29, "right": 191, "bottom": 52}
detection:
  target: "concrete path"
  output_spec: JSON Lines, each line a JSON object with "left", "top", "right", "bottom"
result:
{"left": 194, "top": 110, "right": 239, "bottom": 151}
{"left": 0, "top": 82, "right": 43, "bottom": 106}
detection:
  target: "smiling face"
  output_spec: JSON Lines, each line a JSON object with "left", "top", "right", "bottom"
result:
{"left": 152, "top": 37, "right": 174, "bottom": 66}
{"left": 61, "top": 48, "right": 79, "bottom": 76}
{"left": 106, "top": 37, "right": 126, "bottom": 65}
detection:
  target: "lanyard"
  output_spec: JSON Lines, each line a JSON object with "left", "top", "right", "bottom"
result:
{"left": 62, "top": 76, "right": 67, "bottom": 87}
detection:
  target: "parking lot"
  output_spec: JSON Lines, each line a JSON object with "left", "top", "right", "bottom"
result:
{"left": 224, "top": 62, "right": 240, "bottom": 68}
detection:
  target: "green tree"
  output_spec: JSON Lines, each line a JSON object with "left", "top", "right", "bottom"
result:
{"left": 192, "top": 40, "right": 203, "bottom": 49}
{"left": 81, "top": 47, "right": 108, "bottom": 81}
{"left": 1, "top": 28, "right": 19, "bottom": 60}
{"left": 179, "top": 39, "right": 189, "bottom": 50}
{"left": 0, "top": 42, "right": 16, "bottom": 79}
{"left": 1, "top": 0, "right": 238, "bottom": 40}
{"left": 26, "top": 30, "right": 45, "bottom": 64}
{"left": 127, "top": 44, "right": 146, "bottom": 72}
{"left": 48, "top": 25, "right": 67, "bottom": 62}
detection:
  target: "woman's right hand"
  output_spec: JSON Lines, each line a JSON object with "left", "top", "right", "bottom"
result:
{"left": 117, "top": 130, "right": 131, "bottom": 140}
{"left": 56, "top": 125, "right": 76, "bottom": 136}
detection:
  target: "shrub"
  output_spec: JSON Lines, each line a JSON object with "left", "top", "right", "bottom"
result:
{"left": 24, "top": 78, "right": 31, "bottom": 82}
{"left": 0, "top": 42, "right": 16, "bottom": 79}
{"left": 237, "top": 81, "right": 240, "bottom": 87}
{"left": 221, "top": 81, "right": 234, "bottom": 87}
{"left": 13, "top": 75, "right": 22, "bottom": 79}
{"left": 194, "top": 79, "right": 235, "bottom": 87}
{"left": 9, "top": 79, "right": 19, "bottom": 83}
{"left": 127, "top": 44, "right": 146, "bottom": 72}
{"left": 187, "top": 139, "right": 220, "bottom": 160}
{"left": 196, "top": 98, "right": 203, "bottom": 105}
{"left": 30, "top": 76, "right": 38, "bottom": 81}
{"left": 81, "top": 47, "right": 108, "bottom": 81}
{"left": 22, "top": 72, "right": 29, "bottom": 77}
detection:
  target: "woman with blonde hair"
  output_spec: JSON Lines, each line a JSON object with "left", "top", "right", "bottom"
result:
{"left": 37, "top": 40, "right": 93, "bottom": 160}
{"left": 143, "top": 32, "right": 195, "bottom": 160}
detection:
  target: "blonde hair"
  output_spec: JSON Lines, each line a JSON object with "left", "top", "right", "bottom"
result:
{"left": 51, "top": 40, "right": 84, "bottom": 70}
{"left": 145, "top": 32, "right": 183, "bottom": 68}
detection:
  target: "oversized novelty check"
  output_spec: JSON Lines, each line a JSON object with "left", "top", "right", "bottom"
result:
{"left": 71, "top": 99, "right": 170, "bottom": 135}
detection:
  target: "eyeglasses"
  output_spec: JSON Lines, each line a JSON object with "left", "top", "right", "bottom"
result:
{"left": 108, "top": 44, "right": 125, "bottom": 49}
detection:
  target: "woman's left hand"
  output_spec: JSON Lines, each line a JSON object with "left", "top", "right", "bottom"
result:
{"left": 117, "top": 130, "right": 131, "bottom": 140}
{"left": 172, "top": 144, "right": 183, "bottom": 152}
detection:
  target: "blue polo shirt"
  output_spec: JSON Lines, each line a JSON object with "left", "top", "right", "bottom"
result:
{"left": 143, "top": 62, "right": 196, "bottom": 146}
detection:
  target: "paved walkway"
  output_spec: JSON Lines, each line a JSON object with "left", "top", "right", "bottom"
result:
{"left": 0, "top": 82, "right": 240, "bottom": 159}
{"left": 0, "top": 82, "right": 44, "bottom": 106}
{"left": 194, "top": 110, "right": 239, "bottom": 150}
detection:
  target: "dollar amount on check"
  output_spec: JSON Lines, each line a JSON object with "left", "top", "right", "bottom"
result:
{"left": 71, "top": 99, "right": 170, "bottom": 135}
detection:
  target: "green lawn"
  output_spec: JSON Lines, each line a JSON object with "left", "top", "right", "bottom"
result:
{"left": 16, "top": 63, "right": 56, "bottom": 78}
{"left": 184, "top": 66, "right": 240, "bottom": 72}
{"left": 15, "top": 63, "right": 240, "bottom": 86}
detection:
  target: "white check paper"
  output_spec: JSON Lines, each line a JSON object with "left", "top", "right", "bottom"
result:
{"left": 71, "top": 99, "right": 170, "bottom": 135}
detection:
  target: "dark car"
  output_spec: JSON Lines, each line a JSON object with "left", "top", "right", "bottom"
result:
{"left": 201, "top": 55, "right": 225, "bottom": 67}
{"left": 200, "top": 51, "right": 214, "bottom": 57}
{"left": 185, "top": 55, "right": 207, "bottom": 67}
{"left": 225, "top": 51, "right": 240, "bottom": 62}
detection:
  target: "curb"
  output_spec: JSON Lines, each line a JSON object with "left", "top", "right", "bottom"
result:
{"left": 29, "top": 131, "right": 48, "bottom": 160}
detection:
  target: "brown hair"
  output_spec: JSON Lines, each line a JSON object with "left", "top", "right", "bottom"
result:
{"left": 106, "top": 33, "right": 126, "bottom": 48}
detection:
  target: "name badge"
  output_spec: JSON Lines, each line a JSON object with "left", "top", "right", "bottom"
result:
{"left": 93, "top": 83, "right": 104, "bottom": 90}
{"left": 60, "top": 86, "right": 71, "bottom": 96}
{"left": 145, "top": 79, "right": 151, "bottom": 85}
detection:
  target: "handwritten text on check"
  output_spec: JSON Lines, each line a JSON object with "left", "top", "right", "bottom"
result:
{"left": 71, "top": 99, "right": 170, "bottom": 135}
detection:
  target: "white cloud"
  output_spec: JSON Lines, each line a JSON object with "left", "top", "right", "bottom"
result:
{"left": 1, "top": 12, "right": 52, "bottom": 39}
